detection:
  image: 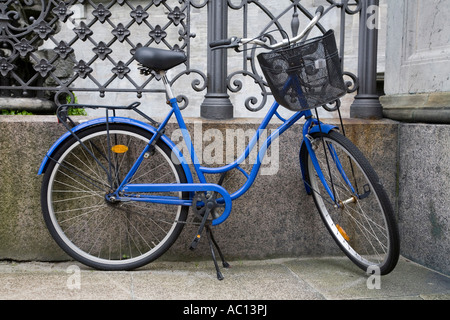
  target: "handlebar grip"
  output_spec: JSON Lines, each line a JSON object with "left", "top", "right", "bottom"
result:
{"left": 316, "top": 5, "right": 324, "bottom": 16}
{"left": 209, "top": 38, "right": 233, "bottom": 48}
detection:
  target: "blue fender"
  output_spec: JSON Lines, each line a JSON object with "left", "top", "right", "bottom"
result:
{"left": 299, "top": 123, "right": 338, "bottom": 195}
{"left": 37, "top": 117, "right": 194, "bottom": 184}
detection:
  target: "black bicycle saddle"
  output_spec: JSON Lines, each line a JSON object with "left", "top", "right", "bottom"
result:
{"left": 135, "top": 47, "right": 187, "bottom": 72}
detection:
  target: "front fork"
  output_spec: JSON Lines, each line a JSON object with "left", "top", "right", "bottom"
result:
{"left": 299, "top": 114, "right": 357, "bottom": 207}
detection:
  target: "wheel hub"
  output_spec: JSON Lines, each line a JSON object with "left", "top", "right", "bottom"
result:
{"left": 105, "top": 192, "right": 120, "bottom": 205}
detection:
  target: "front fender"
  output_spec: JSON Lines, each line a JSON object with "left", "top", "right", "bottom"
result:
{"left": 37, "top": 117, "right": 193, "bottom": 184}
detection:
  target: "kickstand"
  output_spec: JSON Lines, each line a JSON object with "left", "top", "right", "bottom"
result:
{"left": 206, "top": 225, "right": 230, "bottom": 280}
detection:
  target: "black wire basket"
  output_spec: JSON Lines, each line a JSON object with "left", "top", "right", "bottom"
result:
{"left": 258, "top": 30, "right": 347, "bottom": 111}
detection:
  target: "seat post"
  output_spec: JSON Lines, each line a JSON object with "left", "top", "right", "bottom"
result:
{"left": 160, "top": 71, "right": 175, "bottom": 101}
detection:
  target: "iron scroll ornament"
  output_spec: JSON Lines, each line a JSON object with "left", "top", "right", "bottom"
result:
{"left": 225, "top": 0, "right": 360, "bottom": 113}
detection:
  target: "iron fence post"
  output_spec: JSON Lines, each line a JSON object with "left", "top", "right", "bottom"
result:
{"left": 350, "top": 0, "right": 383, "bottom": 119}
{"left": 200, "top": 0, "right": 234, "bottom": 119}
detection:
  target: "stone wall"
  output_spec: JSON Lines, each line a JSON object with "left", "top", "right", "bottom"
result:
{"left": 1, "top": 115, "right": 449, "bottom": 275}
{"left": 397, "top": 124, "right": 450, "bottom": 275}
{"left": 0, "top": 116, "right": 397, "bottom": 261}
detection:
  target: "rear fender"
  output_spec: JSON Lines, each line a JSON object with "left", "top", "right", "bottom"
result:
{"left": 37, "top": 117, "right": 194, "bottom": 184}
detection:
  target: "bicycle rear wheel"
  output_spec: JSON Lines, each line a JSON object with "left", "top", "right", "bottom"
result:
{"left": 303, "top": 130, "right": 399, "bottom": 275}
{"left": 41, "top": 123, "right": 189, "bottom": 270}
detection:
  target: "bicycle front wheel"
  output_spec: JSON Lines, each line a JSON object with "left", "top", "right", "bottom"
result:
{"left": 41, "top": 123, "right": 189, "bottom": 270}
{"left": 303, "top": 130, "right": 399, "bottom": 275}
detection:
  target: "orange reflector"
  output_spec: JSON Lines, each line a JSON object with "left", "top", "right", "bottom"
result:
{"left": 336, "top": 224, "right": 350, "bottom": 241}
{"left": 111, "top": 145, "right": 128, "bottom": 154}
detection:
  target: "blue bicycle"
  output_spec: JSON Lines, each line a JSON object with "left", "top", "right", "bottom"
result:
{"left": 39, "top": 8, "right": 399, "bottom": 279}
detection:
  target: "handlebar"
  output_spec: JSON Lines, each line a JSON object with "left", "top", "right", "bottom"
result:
{"left": 210, "top": 5, "right": 324, "bottom": 51}
{"left": 209, "top": 37, "right": 239, "bottom": 49}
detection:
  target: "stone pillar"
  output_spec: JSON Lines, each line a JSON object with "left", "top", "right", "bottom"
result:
{"left": 381, "top": 0, "right": 450, "bottom": 123}
{"left": 381, "top": 0, "right": 450, "bottom": 275}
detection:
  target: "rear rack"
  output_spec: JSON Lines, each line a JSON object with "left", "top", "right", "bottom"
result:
{"left": 56, "top": 102, "right": 160, "bottom": 128}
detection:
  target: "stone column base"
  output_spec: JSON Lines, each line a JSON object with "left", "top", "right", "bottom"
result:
{"left": 381, "top": 92, "right": 450, "bottom": 124}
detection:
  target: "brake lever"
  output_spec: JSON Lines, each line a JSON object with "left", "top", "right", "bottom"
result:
{"left": 211, "top": 37, "right": 241, "bottom": 51}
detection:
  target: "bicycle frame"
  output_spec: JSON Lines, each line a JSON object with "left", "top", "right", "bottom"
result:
{"left": 118, "top": 92, "right": 341, "bottom": 225}
{"left": 113, "top": 96, "right": 303, "bottom": 225}
{"left": 39, "top": 74, "right": 343, "bottom": 226}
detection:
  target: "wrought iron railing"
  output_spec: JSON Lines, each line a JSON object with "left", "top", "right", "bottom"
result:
{"left": 0, "top": 0, "right": 382, "bottom": 119}
{"left": 223, "top": 0, "right": 361, "bottom": 115}
{"left": 0, "top": 0, "right": 203, "bottom": 106}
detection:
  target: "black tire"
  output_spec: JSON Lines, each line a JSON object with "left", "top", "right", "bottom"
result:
{"left": 303, "top": 130, "right": 399, "bottom": 275}
{"left": 41, "top": 124, "right": 189, "bottom": 270}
